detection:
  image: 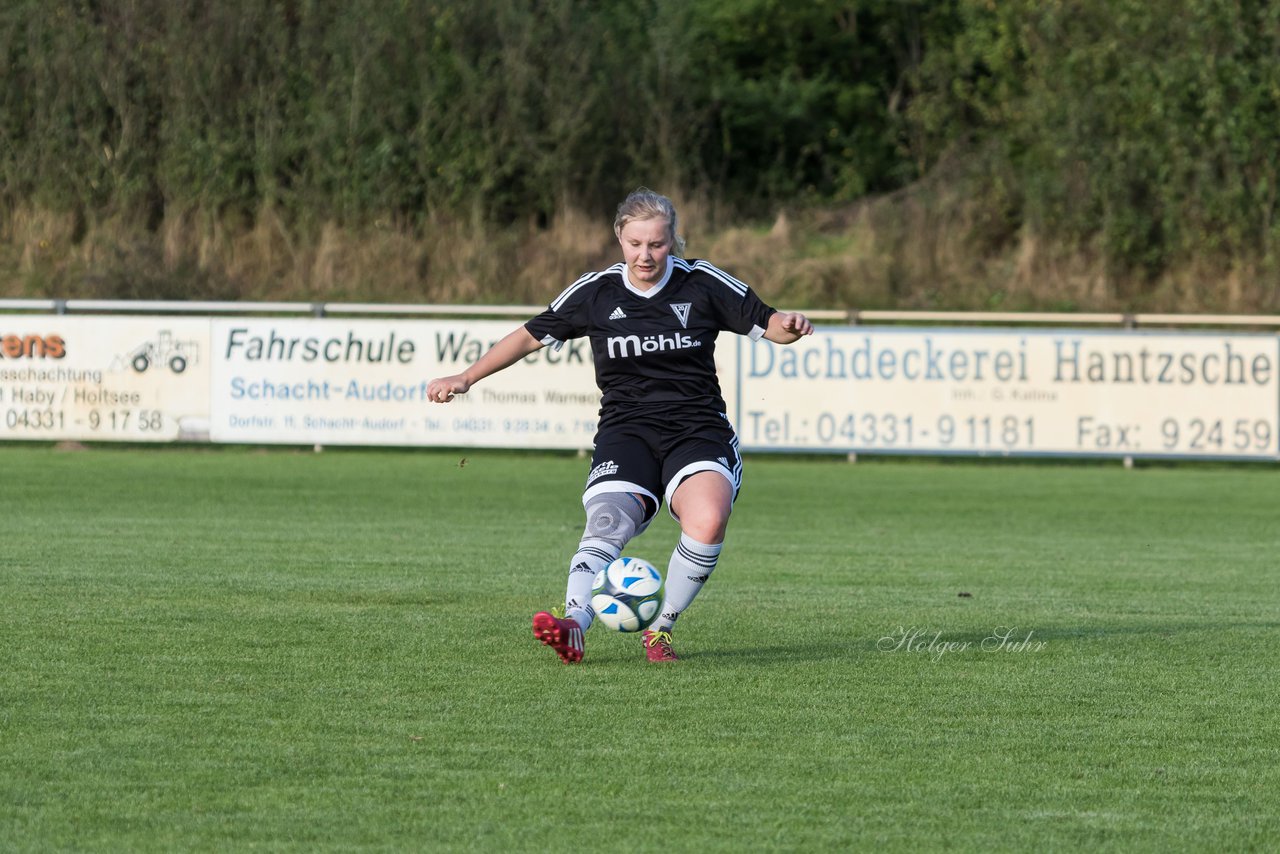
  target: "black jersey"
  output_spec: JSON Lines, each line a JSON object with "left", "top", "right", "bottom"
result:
{"left": 525, "top": 256, "right": 776, "bottom": 424}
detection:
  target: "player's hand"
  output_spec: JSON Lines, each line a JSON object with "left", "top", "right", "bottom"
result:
{"left": 427, "top": 374, "right": 470, "bottom": 403}
{"left": 776, "top": 312, "right": 814, "bottom": 337}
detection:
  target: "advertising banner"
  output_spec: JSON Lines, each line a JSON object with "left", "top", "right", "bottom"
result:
{"left": 734, "top": 328, "right": 1280, "bottom": 460}
{"left": 5, "top": 312, "right": 1278, "bottom": 461}
{"left": 0, "top": 315, "right": 211, "bottom": 442}
{"left": 208, "top": 318, "right": 601, "bottom": 447}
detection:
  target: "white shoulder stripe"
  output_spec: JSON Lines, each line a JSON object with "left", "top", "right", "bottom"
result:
{"left": 690, "top": 259, "right": 748, "bottom": 296}
{"left": 549, "top": 263, "right": 624, "bottom": 311}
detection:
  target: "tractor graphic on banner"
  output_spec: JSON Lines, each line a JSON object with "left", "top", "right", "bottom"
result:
{"left": 128, "top": 330, "right": 201, "bottom": 374}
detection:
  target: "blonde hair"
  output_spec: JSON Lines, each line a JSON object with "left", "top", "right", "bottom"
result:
{"left": 613, "top": 188, "right": 686, "bottom": 257}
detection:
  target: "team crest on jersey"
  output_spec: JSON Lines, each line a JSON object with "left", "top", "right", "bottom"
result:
{"left": 670, "top": 302, "right": 692, "bottom": 328}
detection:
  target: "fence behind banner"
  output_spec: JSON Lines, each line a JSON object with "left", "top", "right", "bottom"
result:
{"left": 3, "top": 300, "right": 1278, "bottom": 461}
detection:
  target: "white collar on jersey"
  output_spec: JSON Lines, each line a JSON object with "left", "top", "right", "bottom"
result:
{"left": 622, "top": 255, "right": 674, "bottom": 298}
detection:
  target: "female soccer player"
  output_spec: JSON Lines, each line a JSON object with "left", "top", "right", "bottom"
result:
{"left": 427, "top": 189, "right": 813, "bottom": 663}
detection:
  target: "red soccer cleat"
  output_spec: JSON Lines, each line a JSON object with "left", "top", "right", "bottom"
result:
{"left": 532, "top": 611, "right": 584, "bottom": 664}
{"left": 642, "top": 628, "right": 679, "bottom": 662}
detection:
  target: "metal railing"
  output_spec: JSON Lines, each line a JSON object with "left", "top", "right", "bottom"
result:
{"left": 4, "top": 298, "right": 1280, "bottom": 328}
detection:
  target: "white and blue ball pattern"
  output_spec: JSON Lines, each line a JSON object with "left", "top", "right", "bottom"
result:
{"left": 591, "top": 556, "right": 664, "bottom": 632}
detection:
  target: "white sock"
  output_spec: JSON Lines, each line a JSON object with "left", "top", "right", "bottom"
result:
{"left": 651, "top": 534, "right": 722, "bottom": 633}
{"left": 564, "top": 539, "right": 619, "bottom": 631}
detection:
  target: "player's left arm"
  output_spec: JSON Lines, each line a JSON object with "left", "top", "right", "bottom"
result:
{"left": 694, "top": 260, "right": 814, "bottom": 344}
{"left": 763, "top": 311, "right": 815, "bottom": 344}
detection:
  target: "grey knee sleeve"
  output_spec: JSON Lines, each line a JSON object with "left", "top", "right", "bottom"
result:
{"left": 581, "top": 493, "right": 651, "bottom": 551}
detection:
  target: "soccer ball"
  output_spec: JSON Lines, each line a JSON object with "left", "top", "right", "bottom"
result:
{"left": 591, "top": 556, "right": 664, "bottom": 632}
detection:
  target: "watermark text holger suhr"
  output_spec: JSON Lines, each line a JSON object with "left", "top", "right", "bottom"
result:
{"left": 878, "top": 626, "right": 1047, "bottom": 662}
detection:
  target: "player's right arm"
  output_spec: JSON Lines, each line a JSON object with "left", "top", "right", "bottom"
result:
{"left": 427, "top": 326, "right": 544, "bottom": 403}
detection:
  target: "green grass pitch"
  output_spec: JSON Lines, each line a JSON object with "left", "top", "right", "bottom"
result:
{"left": 1, "top": 445, "right": 1277, "bottom": 851}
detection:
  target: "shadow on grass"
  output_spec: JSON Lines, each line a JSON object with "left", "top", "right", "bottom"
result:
{"left": 676, "top": 643, "right": 856, "bottom": 664}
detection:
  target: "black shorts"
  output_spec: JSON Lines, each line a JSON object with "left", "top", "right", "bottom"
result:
{"left": 582, "top": 411, "right": 743, "bottom": 521}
